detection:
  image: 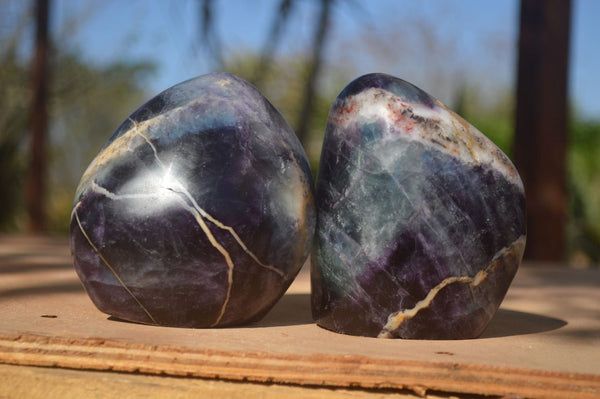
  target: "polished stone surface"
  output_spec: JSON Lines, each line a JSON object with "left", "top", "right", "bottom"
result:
{"left": 312, "top": 73, "right": 526, "bottom": 339}
{"left": 71, "top": 72, "right": 315, "bottom": 328}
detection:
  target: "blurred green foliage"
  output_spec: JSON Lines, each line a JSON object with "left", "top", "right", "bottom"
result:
{"left": 568, "top": 120, "right": 600, "bottom": 265}
{"left": 0, "top": 47, "right": 155, "bottom": 233}
{"left": 0, "top": 52, "right": 29, "bottom": 230}
{"left": 47, "top": 52, "right": 155, "bottom": 232}
{"left": 1, "top": 42, "right": 599, "bottom": 265}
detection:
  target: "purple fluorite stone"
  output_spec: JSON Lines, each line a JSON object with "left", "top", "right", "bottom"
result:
{"left": 312, "top": 73, "right": 526, "bottom": 339}
{"left": 71, "top": 73, "right": 315, "bottom": 328}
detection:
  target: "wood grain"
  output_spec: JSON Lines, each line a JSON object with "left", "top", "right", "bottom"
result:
{"left": 1, "top": 235, "right": 599, "bottom": 398}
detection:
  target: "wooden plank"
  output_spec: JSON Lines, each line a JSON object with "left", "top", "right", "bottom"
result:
{"left": 1, "top": 333, "right": 599, "bottom": 398}
{"left": 0, "top": 236, "right": 599, "bottom": 398}
{"left": 0, "top": 363, "right": 431, "bottom": 399}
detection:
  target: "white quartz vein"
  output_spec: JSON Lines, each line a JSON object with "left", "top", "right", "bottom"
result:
{"left": 72, "top": 202, "right": 158, "bottom": 325}
{"left": 377, "top": 273, "right": 481, "bottom": 339}
{"left": 88, "top": 120, "right": 282, "bottom": 326}
{"left": 377, "top": 235, "right": 526, "bottom": 338}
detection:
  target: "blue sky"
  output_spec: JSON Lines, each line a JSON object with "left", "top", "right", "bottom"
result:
{"left": 49, "top": 0, "right": 600, "bottom": 120}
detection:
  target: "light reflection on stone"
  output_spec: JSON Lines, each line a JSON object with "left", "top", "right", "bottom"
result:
{"left": 71, "top": 73, "right": 315, "bottom": 328}
{"left": 312, "top": 73, "right": 526, "bottom": 340}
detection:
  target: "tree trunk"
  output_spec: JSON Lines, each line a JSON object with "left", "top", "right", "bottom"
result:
{"left": 26, "top": 0, "right": 51, "bottom": 233}
{"left": 514, "top": 0, "right": 572, "bottom": 262}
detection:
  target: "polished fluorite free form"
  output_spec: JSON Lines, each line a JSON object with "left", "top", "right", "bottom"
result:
{"left": 312, "top": 73, "right": 526, "bottom": 339}
{"left": 71, "top": 73, "right": 315, "bottom": 328}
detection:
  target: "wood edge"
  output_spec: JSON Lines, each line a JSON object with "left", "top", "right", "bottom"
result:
{"left": 0, "top": 332, "right": 598, "bottom": 398}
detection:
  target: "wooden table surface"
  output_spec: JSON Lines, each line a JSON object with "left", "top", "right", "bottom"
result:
{"left": 0, "top": 235, "right": 599, "bottom": 398}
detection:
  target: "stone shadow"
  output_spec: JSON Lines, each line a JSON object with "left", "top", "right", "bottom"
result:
{"left": 479, "top": 308, "right": 567, "bottom": 338}
{"left": 252, "top": 293, "right": 313, "bottom": 327}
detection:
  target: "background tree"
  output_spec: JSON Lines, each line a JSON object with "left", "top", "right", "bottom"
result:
{"left": 2, "top": 0, "right": 598, "bottom": 268}
{"left": 514, "top": 0, "right": 572, "bottom": 262}
{"left": 26, "top": 0, "right": 51, "bottom": 233}
{"left": 0, "top": 1, "right": 156, "bottom": 233}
